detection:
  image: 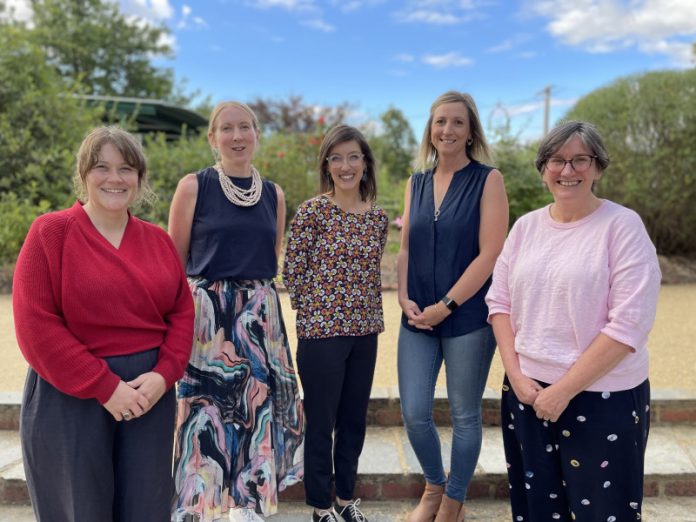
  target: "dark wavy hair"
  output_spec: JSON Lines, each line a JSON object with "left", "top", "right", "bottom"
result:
{"left": 317, "top": 124, "right": 377, "bottom": 201}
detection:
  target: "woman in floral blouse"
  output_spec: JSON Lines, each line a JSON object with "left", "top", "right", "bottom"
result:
{"left": 283, "top": 124, "right": 388, "bottom": 522}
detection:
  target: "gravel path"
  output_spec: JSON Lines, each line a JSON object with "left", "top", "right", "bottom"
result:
{"left": 2, "top": 285, "right": 695, "bottom": 394}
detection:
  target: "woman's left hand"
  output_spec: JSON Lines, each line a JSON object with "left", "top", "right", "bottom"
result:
{"left": 532, "top": 384, "right": 573, "bottom": 423}
{"left": 127, "top": 372, "right": 167, "bottom": 414}
{"left": 408, "top": 301, "right": 451, "bottom": 329}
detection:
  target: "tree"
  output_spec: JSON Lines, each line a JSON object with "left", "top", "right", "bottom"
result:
{"left": 566, "top": 69, "right": 696, "bottom": 255}
{"left": 0, "top": 21, "right": 101, "bottom": 206}
{"left": 29, "top": 0, "right": 177, "bottom": 100}
{"left": 371, "top": 107, "right": 417, "bottom": 181}
{"left": 491, "top": 136, "right": 551, "bottom": 225}
{"left": 248, "top": 96, "right": 349, "bottom": 134}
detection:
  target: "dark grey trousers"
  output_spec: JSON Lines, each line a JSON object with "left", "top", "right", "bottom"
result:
{"left": 20, "top": 348, "right": 176, "bottom": 522}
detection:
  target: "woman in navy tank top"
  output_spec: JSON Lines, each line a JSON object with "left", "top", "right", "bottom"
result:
{"left": 397, "top": 91, "right": 509, "bottom": 521}
{"left": 168, "top": 101, "right": 304, "bottom": 521}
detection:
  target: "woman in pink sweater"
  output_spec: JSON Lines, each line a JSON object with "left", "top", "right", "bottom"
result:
{"left": 486, "top": 121, "right": 661, "bottom": 522}
{"left": 13, "top": 127, "right": 194, "bottom": 522}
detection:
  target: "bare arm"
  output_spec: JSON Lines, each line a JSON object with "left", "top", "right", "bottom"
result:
{"left": 168, "top": 173, "right": 198, "bottom": 266}
{"left": 396, "top": 177, "right": 423, "bottom": 323}
{"left": 413, "top": 170, "right": 509, "bottom": 327}
{"left": 275, "top": 183, "right": 286, "bottom": 260}
{"left": 490, "top": 313, "right": 543, "bottom": 405}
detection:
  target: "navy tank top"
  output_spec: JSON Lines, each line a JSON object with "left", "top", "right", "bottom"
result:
{"left": 186, "top": 167, "right": 278, "bottom": 281}
{"left": 403, "top": 161, "right": 493, "bottom": 337}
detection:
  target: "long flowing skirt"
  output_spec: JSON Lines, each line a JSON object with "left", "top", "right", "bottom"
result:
{"left": 172, "top": 278, "right": 304, "bottom": 521}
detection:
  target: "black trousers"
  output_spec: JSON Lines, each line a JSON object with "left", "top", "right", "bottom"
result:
{"left": 502, "top": 376, "right": 650, "bottom": 522}
{"left": 20, "top": 348, "right": 176, "bottom": 522}
{"left": 296, "top": 334, "right": 378, "bottom": 509}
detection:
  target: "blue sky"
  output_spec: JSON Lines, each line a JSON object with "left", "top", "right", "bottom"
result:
{"left": 9, "top": 0, "right": 696, "bottom": 141}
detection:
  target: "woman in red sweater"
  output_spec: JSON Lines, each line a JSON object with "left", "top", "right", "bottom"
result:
{"left": 12, "top": 126, "right": 194, "bottom": 522}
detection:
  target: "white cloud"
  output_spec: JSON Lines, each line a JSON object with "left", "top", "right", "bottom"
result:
{"left": 181, "top": 5, "right": 192, "bottom": 17}
{"left": 422, "top": 52, "right": 473, "bottom": 68}
{"left": 253, "top": 0, "right": 316, "bottom": 11}
{"left": 397, "top": 9, "right": 461, "bottom": 24}
{"left": 506, "top": 97, "right": 578, "bottom": 117}
{"left": 121, "top": 0, "right": 174, "bottom": 21}
{"left": 340, "top": 1, "right": 363, "bottom": 12}
{"left": 395, "top": 53, "right": 416, "bottom": 62}
{"left": 515, "top": 50, "right": 538, "bottom": 59}
{"left": 486, "top": 33, "right": 533, "bottom": 53}
{"left": 1, "top": 0, "right": 32, "bottom": 22}
{"left": 394, "top": 0, "right": 483, "bottom": 25}
{"left": 300, "top": 18, "right": 336, "bottom": 32}
{"left": 530, "top": 0, "right": 696, "bottom": 67}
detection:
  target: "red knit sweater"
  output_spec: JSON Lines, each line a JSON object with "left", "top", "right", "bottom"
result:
{"left": 13, "top": 202, "right": 194, "bottom": 404}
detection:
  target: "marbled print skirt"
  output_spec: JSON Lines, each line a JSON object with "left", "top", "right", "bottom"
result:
{"left": 172, "top": 277, "right": 304, "bottom": 521}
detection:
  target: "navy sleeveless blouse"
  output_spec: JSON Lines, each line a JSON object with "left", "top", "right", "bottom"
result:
{"left": 186, "top": 167, "right": 278, "bottom": 281}
{"left": 402, "top": 161, "right": 493, "bottom": 337}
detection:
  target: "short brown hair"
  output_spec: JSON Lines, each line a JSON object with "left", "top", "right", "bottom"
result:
{"left": 318, "top": 125, "right": 377, "bottom": 202}
{"left": 73, "top": 126, "right": 155, "bottom": 208}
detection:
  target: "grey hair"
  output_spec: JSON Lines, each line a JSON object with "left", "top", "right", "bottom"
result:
{"left": 535, "top": 120, "right": 610, "bottom": 173}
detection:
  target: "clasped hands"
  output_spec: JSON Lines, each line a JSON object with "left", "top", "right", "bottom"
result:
{"left": 399, "top": 298, "right": 451, "bottom": 331}
{"left": 510, "top": 373, "right": 571, "bottom": 423}
{"left": 103, "top": 371, "right": 166, "bottom": 422}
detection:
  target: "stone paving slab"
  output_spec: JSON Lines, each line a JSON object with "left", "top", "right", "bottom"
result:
{"left": 4, "top": 498, "right": 696, "bottom": 522}
{"left": 3, "top": 425, "right": 696, "bottom": 505}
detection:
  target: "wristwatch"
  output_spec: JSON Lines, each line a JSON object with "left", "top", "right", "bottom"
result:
{"left": 440, "top": 295, "right": 458, "bottom": 311}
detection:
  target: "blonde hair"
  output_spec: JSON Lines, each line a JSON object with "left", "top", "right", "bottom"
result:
{"left": 415, "top": 90, "right": 492, "bottom": 172}
{"left": 207, "top": 101, "right": 261, "bottom": 160}
{"left": 73, "top": 126, "right": 156, "bottom": 208}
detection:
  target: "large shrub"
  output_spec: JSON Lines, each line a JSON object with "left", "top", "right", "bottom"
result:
{"left": 566, "top": 69, "right": 696, "bottom": 255}
{"left": 492, "top": 136, "right": 552, "bottom": 225}
{"left": 0, "top": 23, "right": 101, "bottom": 208}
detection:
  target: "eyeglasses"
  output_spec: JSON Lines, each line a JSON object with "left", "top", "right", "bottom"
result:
{"left": 545, "top": 155, "right": 597, "bottom": 174}
{"left": 326, "top": 153, "right": 364, "bottom": 167}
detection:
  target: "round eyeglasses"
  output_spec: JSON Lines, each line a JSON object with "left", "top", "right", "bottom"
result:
{"left": 545, "top": 155, "right": 597, "bottom": 174}
{"left": 326, "top": 153, "right": 364, "bottom": 167}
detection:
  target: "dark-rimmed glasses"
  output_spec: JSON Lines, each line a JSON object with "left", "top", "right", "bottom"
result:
{"left": 545, "top": 155, "right": 597, "bottom": 174}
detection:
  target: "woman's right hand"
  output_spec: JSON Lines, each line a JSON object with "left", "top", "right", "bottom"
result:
{"left": 399, "top": 298, "right": 423, "bottom": 323}
{"left": 103, "top": 381, "right": 151, "bottom": 421}
{"left": 508, "top": 372, "right": 543, "bottom": 405}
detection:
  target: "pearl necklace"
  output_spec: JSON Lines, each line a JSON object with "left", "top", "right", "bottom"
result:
{"left": 214, "top": 162, "right": 263, "bottom": 207}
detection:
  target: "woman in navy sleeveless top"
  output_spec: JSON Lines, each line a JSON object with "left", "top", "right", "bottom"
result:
{"left": 397, "top": 91, "right": 509, "bottom": 521}
{"left": 168, "top": 101, "right": 304, "bottom": 521}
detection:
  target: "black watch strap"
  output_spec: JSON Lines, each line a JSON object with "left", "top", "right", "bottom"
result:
{"left": 440, "top": 295, "right": 458, "bottom": 311}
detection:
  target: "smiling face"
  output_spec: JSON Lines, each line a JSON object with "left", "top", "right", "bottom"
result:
{"left": 326, "top": 139, "right": 365, "bottom": 197}
{"left": 542, "top": 134, "right": 602, "bottom": 205}
{"left": 208, "top": 105, "right": 258, "bottom": 167}
{"left": 430, "top": 101, "right": 471, "bottom": 161}
{"left": 82, "top": 142, "right": 139, "bottom": 216}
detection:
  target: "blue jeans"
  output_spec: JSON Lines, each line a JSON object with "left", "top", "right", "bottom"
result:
{"left": 398, "top": 324, "right": 496, "bottom": 502}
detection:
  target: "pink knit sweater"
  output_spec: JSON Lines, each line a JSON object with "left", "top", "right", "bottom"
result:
{"left": 486, "top": 200, "right": 661, "bottom": 392}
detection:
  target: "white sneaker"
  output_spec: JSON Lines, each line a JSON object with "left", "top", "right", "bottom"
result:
{"left": 229, "top": 508, "right": 264, "bottom": 521}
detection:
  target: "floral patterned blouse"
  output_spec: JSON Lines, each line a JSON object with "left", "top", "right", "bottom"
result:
{"left": 283, "top": 195, "right": 389, "bottom": 339}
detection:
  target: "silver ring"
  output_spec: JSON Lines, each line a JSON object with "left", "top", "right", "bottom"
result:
{"left": 122, "top": 411, "right": 132, "bottom": 420}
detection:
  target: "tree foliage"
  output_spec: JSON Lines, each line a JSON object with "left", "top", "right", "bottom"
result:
{"left": 29, "top": 0, "right": 177, "bottom": 100}
{"left": 566, "top": 69, "right": 696, "bottom": 255}
{"left": 491, "top": 136, "right": 552, "bottom": 225}
{"left": 371, "top": 107, "right": 417, "bottom": 181}
{"left": 0, "top": 21, "right": 101, "bottom": 207}
{"left": 248, "top": 96, "right": 349, "bottom": 134}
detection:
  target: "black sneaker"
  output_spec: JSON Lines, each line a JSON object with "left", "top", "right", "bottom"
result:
{"left": 312, "top": 508, "right": 340, "bottom": 522}
{"left": 334, "top": 499, "right": 368, "bottom": 522}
